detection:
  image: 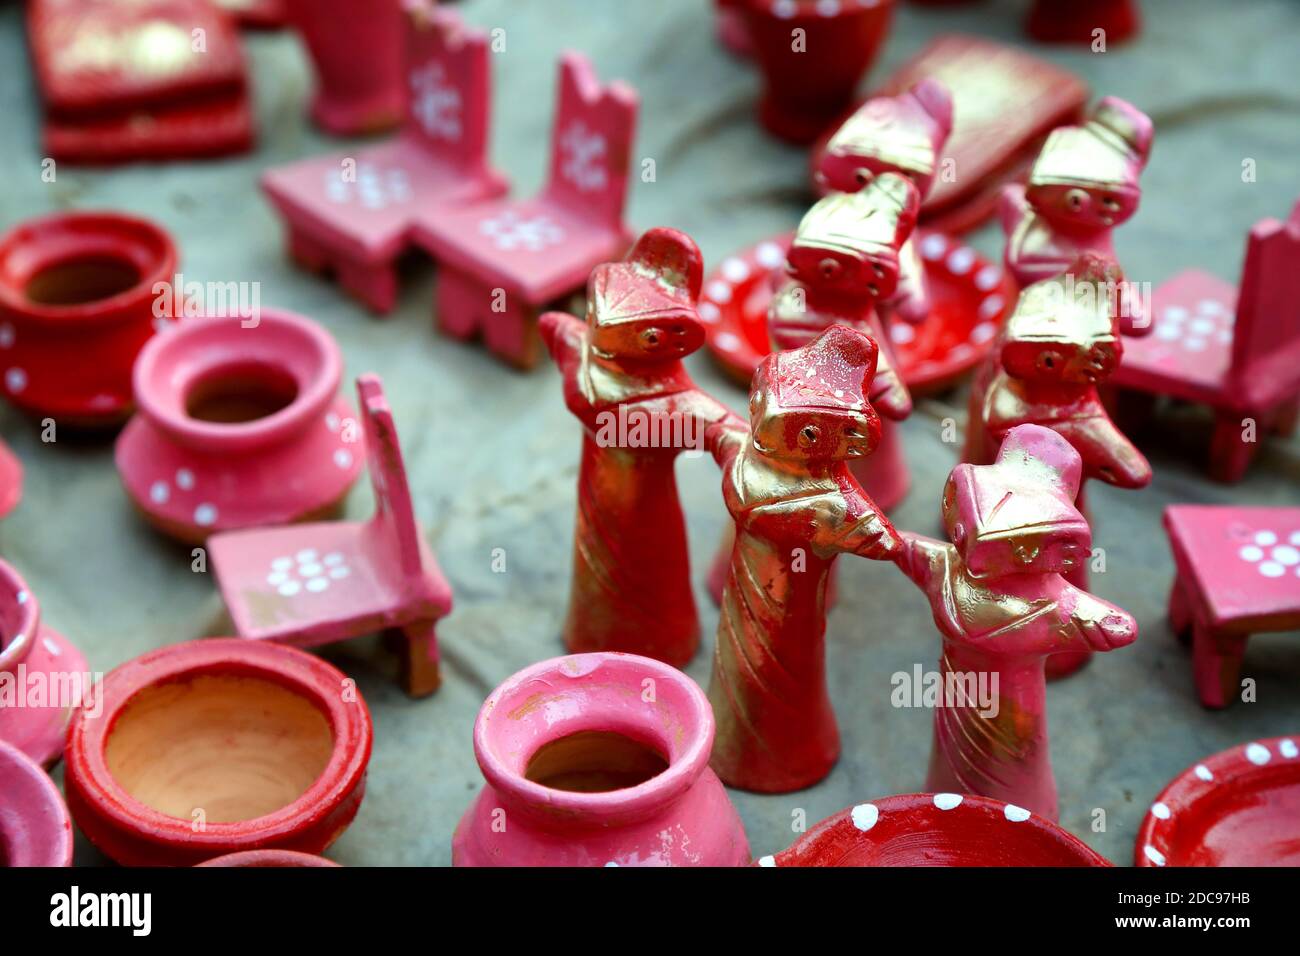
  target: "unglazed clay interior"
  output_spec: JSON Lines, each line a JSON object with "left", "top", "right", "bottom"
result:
{"left": 24, "top": 255, "right": 142, "bottom": 306}
{"left": 524, "top": 730, "right": 669, "bottom": 793}
{"left": 105, "top": 674, "right": 334, "bottom": 823}
{"left": 185, "top": 361, "right": 300, "bottom": 424}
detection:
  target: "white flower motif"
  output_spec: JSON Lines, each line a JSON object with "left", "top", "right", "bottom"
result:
{"left": 1236, "top": 528, "right": 1300, "bottom": 579}
{"left": 267, "top": 550, "right": 352, "bottom": 598}
{"left": 560, "top": 122, "right": 608, "bottom": 193}
{"left": 410, "top": 63, "right": 462, "bottom": 141}
{"left": 324, "top": 164, "right": 412, "bottom": 211}
{"left": 478, "top": 210, "right": 564, "bottom": 252}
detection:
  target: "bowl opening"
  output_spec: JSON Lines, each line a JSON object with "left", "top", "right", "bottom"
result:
{"left": 23, "top": 254, "right": 143, "bottom": 307}
{"left": 184, "top": 361, "right": 301, "bottom": 424}
{"left": 524, "top": 730, "right": 670, "bottom": 793}
{"left": 104, "top": 673, "right": 335, "bottom": 824}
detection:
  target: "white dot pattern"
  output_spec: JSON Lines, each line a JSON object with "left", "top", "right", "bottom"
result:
{"left": 1236, "top": 527, "right": 1300, "bottom": 578}
{"left": 268, "top": 551, "right": 351, "bottom": 597}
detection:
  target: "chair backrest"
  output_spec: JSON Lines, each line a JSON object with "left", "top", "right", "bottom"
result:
{"left": 357, "top": 374, "right": 425, "bottom": 580}
{"left": 541, "top": 51, "right": 639, "bottom": 228}
{"left": 1231, "top": 200, "right": 1300, "bottom": 398}
{"left": 402, "top": 3, "right": 491, "bottom": 171}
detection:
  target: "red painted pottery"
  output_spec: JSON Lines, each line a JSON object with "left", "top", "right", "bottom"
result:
{"left": 0, "top": 211, "right": 178, "bottom": 425}
{"left": 0, "top": 739, "right": 74, "bottom": 867}
{"left": 763, "top": 793, "right": 1110, "bottom": 866}
{"left": 197, "top": 849, "right": 339, "bottom": 867}
{"left": 453, "top": 653, "right": 750, "bottom": 866}
{"left": 115, "top": 309, "right": 364, "bottom": 543}
{"left": 0, "top": 438, "right": 20, "bottom": 517}
{"left": 1026, "top": 0, "right": 1140, "bottom": 45}
{"left": 1136, "top": 736, "right": 1300, "bottom": 867}
{"left": 0, "top": 558, "right": 88, "bottom": 768}
{"left": 64, "top": 638, "right": 372, "bottom": 867}
{"left": 740, "top": 0, "right": 895, "bottom": 144}
{"left": 214, "top": 0, "right": 286, "bottom": 30}
{"left": 700, "top": 231, "right": 1011, "bottom": 393}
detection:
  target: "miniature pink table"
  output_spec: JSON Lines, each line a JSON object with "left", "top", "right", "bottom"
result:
{"left": 1165, "top": 504, "right": 1300, "bottom": 709}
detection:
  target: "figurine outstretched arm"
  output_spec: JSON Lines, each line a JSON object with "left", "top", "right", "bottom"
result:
{"left": 538, "top": 310, "right": 585, "bottom": 374}
{"left": 1051, "top": 414, "right": 1152, "bottom": 489}
{"left": 890, "top": 530, "right": 948, "bottom": 589}
{"left": 1054, "top": 586, "right": 1138, "bottom": 653}
{"left": 831, "top": 489, "right": 903, "bottom": 561}
{"left": 704, "top": 418, "right": 747, "bottom": 469}
{"left": 866, "top": 314, "right": 913, "bottom": 420}
{"left": 998, "top": 183, "right": 1029, "bottom": 236}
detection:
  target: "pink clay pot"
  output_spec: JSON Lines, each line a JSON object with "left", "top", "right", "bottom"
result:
{"left": 0, "top": 738, "right": 74, "bottom": 867}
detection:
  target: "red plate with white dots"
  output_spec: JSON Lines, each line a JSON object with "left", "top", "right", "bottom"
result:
{"left": 1136, "top": 736, "right": 1300, "bottom": 867}
{"left": 699, "top": 230, "right": 1011, "bottom": 392}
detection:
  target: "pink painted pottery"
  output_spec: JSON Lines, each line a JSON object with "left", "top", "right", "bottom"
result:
{"left": 115, "top": 309, "right": 364, "bottom": 543}
{"left": 286, "top": 0, "right": 405, "bottom": 136}
{"left": 0, "top": 437, "right": 20, "bottom": 517}
{"left": 454, "top": 653, "right": 750, "bottom": 867}
{"left": 0, "top": 211, "right": 178, "bottom": 426}
{"left": 0, "top": 739, "right": 73, "bottom": 867}
{"left": 763, "top": 793, "right": 1110, "bottom": 867}
{"left": 198, "top": 849, "right": 339, "bottom": 867}
{"left": 0, "top": 558, "right": 88, "bottom": 767}
{"left": 64, "top": 638, "right": 372, "bottom": 867}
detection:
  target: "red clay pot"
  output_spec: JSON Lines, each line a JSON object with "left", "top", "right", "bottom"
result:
{"left": 115, "top": 310, "right": 364, "bottom": 543}
{"left": 0, "top": 212, "right": 178, "bottom": 426}
{"left": 64, "top": 638, "right": 371, "bottom": 867}
{"left": 197, "top": 849, "right": 340, "bottom": 867}
{"left": 0, "top": 738, "right": 74, "bottom": 867}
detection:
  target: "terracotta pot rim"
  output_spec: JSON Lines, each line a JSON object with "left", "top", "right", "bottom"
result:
{"left": 196, "top": 849, "right": 341, "bottom": 867}
{"left": 131, "top": 310, "right": 342, "bottom": 453}
{"left": 0, "top": 738, "right": 73, "bottom": 867}
{"left": 65, "top": 638, "right": 372, "bottom": 851}
{"left": 0, "top": 211, "right": 176, "bottom": 326}
{"left": 0, "top": 558, "right": 41, "bottom": 675}
{"left": 473, "top": 653, "right": 715, "bottom": 826}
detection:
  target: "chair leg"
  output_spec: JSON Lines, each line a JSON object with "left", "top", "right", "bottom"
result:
{"left": 434, "top": 267, "right": 486, "bottom": 341}
{"left": 483, "top": 294, "right": 542, "bottom": 370}
{"left": 1167, "top": 575, "right": 1192, "bottom": 643}
{"left": 337, "top": 259, "right": 398, "bottom": 314}
{"left": 1272, "top": 398, "right": 1300, "bottom": 437}
{"left": 1191, "top": 619, "right": 1247, "bottom": 709}
{"left": 1208, "top": 411, "right": 1258, "bottom": 483}
{"left": 391, "top": 619, "right": 441, "bottom": 698}
{"left": 288, "top": 227, "right": 331, "bottom": 273}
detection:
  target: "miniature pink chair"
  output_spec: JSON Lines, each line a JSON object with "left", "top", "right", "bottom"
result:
{"left": 261, "top": 4, "right": 508, "bottom": 313}
{"left": 208, "top": 374, "right": 452, "bottom": 697}
{"left": 1113, "top": 201, "right": 1300, "bottom": 482}
{"left": 1165, "top": 505, "right": 1300, "bottom": 709}
{"left": 412, "top": 52, "right": 638, "bottom": 369}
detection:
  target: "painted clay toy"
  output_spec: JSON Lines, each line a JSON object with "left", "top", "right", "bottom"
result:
{"left": 0, "top": 438, "right": 21, "bottom": 518}
{"left": 285, "top": 0, "right": 405, "bottom": 135}
{"left": 209, "top": 375, "right": 452, "bottom": 697}
{"left": 1001, "top": 96, "right": 1153, "bottom": 335}
{"left": 454, "top": 653, "right": 750, "bottom": 867}
{"left": 263, "top": 3, "right": 508, "bottom": 313}
{"left": 540, "top": 229, "right": 737, "bottom": 667}
{"left": 0, "top": 558, "right": 88, "bottom": 768}
{"left": 964, "top": 255, "right": 1151, "bottom": 676}
{"left": 1026, "top": 0, "right": 1140, "bottom": 45}
{"left": 892, "top": 424, "right": 1138, "bottom": 821}
{"left": 64, "top": 638, "right": 372, "bottom": 866}
{"left": 115, "top": 309, "right": 365, "bottom": 543}
{"left": 198, "top": 850, "right": 340, "bottom": 867}
{"left": 761, "top": 793, "right": 1109, "bottom": 867}
{"left": 0, "top": 739, "right": 73, "bottom": 867}
{"left": 1112, "top": 201, "right": 1300, "bottom": 482}
{"left": 1137, "top": 736, "right": 1299, "bottom": 868}
{"left": 214, "top": 0, "right": 286, "bottom": 30}
{"left": 413, "top": 52, "right": 638, "bottom": 369}
{"left": 705, "top": 324, "right": 902, "bottom": 793}
{"left": 739, "top": 0, "right": 895, "bottom": 144}
{"left": 1164, "top": 505, "right": 1300, "bottom": 709}
{"left": 0, "top": 211, "right": 179, "bottom": 426}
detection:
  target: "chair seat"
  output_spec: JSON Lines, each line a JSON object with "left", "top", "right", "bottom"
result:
{"left": 413, "top": 196, "right": 631, "bottom": 303}
{"left": 1165, "top": 504, "right": 1300, "bottom": 633}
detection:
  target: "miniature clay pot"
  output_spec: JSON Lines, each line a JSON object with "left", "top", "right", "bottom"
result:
{"left": 0, "top": 437, "right": 21, "bottom": 518}
{"left": 115, "top": 309, "right": 364, "bottom": 543}
{"left": 742, "top": 0, "right": 895, "bottom": 144}
{"left": 197, "top": 849, "right": 340, "bottom": 867}
{"left": 64, "top": 638, "right": 372, "bottom": 867}
{"left": 286, "top": 0, "right": 405, "bottom": 136}
{"left": 0, "top": 558, "right": 88, "bottom": 767}
{"left": 0, "top": 739, "right": 74, "bottom": 867}
{"left": 763, "top": 793, "right": 1111, "bottom": 866}
{"left": 454, "top": 653, "right": 751, "bottom": 867}
{"left": 0, "top": 211, "right": 177, "bottom": 426}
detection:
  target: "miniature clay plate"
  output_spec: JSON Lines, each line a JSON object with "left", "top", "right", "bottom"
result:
{"left": 700, "top": 231, "right": 1010, "bottom": 392}
{"left": 1136, "top": 736, "right": 1300, "bottom": 867}
{"left": 761, "top": 793, "right": 1110, "bottom": 867}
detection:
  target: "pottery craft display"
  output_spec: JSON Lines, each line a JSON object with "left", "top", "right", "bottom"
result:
{"left": 0, "top": 739, "right": 74, "bottom": 867}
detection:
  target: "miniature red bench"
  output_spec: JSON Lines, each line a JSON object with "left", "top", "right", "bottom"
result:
{"left": 209, "top": 374, "right": 452, "bottom": 697}
{"left": 1164, "top": 504, "right": 1300, "bottom": 709}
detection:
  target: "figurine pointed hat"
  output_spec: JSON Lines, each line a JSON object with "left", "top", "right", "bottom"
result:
{"left": 588, "top": 227, "right": 704, "bottom": 329}
{"left": 793, "top": 172, "right": 921, "bottom": 260}
{"left": 1002, "top": 252, "right": 1123, "bottom": 354}
{"left": 1029, "top": 96, "right": 1153, "bottom": 193}
{"left": 947, "top": 424, "right": 1090, "bottom": 576}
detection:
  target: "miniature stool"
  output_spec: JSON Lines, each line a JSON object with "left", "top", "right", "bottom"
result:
{"left": 412, "top": 51, "right": 638, "bottom": 369}
{"left": 209, "top": 374, "right": 452, "bottom": 697}
{"left": 262, "top": 4, "right": 507, "bottom": 313}
{"left": 1164, "top": 505, "right": 1300, "bottom": 709}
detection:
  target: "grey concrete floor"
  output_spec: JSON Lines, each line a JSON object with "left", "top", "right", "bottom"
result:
{"left": 0, "top": 0, "right": 1297, "bottom": 866}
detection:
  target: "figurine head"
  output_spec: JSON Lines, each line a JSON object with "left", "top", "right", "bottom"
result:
{"left": 749, "top": 324, "right": 882, "bottom": 463}
{"left": 1000, "top": 254, "right": 1124, "bottom": 385}
{"left": 943, "top": 424, "right": 1090, "bottom": 578}
{"left": 816, "top": 80, "right": 955, "bottom": 198}
{"left": 785, "top": 173, "right": 921, "bottom": 301}
{"left": 1026, "top": 96, "right": 1153, "bottom": 230}
{"left": 586, "top": 227, "right": 706, "bottom": 360}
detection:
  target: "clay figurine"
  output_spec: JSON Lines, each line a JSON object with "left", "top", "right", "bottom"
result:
{"left": 705, "top": 324, "right": 902, "bottom": 793}
{"left": 540, "top": 229, "right": 737, "bottom": 667}
{"left": 893, "top": 424, "right": 1138, "bottom": 821}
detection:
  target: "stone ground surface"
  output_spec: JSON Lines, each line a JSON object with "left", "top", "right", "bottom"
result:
{"left": 0, "top": 0, "right": 1297, "bottom": 866}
